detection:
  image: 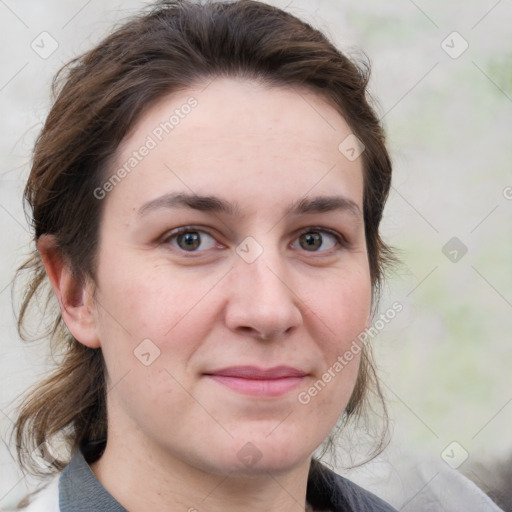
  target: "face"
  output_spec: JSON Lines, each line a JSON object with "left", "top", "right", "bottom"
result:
{"left": 89, "top": 78, "right": 371, "bottom": 475}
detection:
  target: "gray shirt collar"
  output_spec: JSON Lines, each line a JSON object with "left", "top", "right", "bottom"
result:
{"left": 58, "top": 449, "right": 397, "bottom": 511}
{"left": 59, "top": 450, "right": 126, "bottom": 512}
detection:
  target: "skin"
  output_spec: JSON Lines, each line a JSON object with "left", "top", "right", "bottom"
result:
{"left": 39, "top": 77, "right": 372, "bottom": 512}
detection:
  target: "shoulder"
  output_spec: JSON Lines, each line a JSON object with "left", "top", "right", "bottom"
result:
{"left": 16, "top": 476, "right": 60, "bottom": 512}
{"left": 330, "top": 471, "right": 398, "bottom": 511}
{"left": 308, "top": 462, "right": 397, "bottom": 512}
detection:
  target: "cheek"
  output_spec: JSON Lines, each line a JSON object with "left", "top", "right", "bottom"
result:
{"left": 95, "top": 253, "right": 211, "bottom": 339}
{"left": 92, "top": 254, "right": 226, "bottom": 393}
{"left": 300, "top": 265, "right": 371, "bottom": 410}
{"left": 305, "top": 266, "right": 372, "bottom": 350}
{"left": 92, "top": 259, "right": 214, "bottom": 427}
{"left": 300, "top": 311, "right": 369, "bottom": 428}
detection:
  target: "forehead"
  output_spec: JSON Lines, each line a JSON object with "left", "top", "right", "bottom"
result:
{"left": 107, "top": 77, "right": 364, "bottom": 213}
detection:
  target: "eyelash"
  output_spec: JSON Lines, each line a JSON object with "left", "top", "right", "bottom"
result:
{"left": 161, "top": 225, "right": 349, "bottom": 255}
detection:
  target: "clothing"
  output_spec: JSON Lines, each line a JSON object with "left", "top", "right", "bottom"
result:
{"left": 19, "top": 450, "right": 397, "bottom": 511}
{"left": 307, "top": 460, "right": 398, "bottom": 511}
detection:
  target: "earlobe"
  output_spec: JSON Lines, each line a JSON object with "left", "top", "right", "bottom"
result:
{"left": 37, "top": 235, "right": 101, "bottom": 349}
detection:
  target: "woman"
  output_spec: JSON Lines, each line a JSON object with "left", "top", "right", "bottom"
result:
{"left": 13, "top": 1, "right": 397, "bottom": 510}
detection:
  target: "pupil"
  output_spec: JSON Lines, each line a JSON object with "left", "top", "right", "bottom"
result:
{"left": 179, "top": 232, "right": 200, "bottom": 250}
{"left": 301, "top": 232, "right": 321, "bottom": 251}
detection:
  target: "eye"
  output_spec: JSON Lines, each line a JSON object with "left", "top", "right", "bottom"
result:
{"left": 291, "top": 229, "right": 343, "bottom": 252}
{"left": 165, "top": 228, "right": 218, "bottom": 252}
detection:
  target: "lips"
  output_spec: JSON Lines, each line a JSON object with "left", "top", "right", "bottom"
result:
{"left": 204, "top": 366, "right": 307, "bottom": 397}
{"left": 206, "top": 366, "right": 307, "bottom": 379}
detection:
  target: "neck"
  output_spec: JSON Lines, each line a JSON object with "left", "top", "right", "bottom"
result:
{"left": 90, "top": 434, "right": 313, "bottom": 512}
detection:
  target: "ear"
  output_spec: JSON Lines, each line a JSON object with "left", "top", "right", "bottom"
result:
{"left": 37, "top": 235, "right": 101, "bottom": 349}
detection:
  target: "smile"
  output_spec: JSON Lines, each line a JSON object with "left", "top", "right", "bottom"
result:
{"left": 204, "top": 366, "right": 308, "bottom": 397}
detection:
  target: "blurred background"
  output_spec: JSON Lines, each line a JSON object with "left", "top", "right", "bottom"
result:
{"left": 1, "top": 0, "right": 511, "bottom": 510}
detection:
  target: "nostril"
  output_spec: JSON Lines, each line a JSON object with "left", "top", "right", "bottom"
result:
{"left": 236, "top": 325, "right": 271, "bottom": 340}
{"left": 234, "top": 324, "right": 298, "bottom": 342}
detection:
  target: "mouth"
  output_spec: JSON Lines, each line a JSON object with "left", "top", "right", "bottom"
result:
{"left": 203, "top": 366, "right": 308, "bottom": 397}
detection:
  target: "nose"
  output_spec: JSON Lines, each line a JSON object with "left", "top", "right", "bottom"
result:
{"left": 223, "top": 253, "right": 303, "bottom": 341}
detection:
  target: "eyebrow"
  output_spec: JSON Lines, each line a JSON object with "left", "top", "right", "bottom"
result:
{"left": 137, "top": 192, "right": 362, "bottom": 219}
{"left": 138, "top": 192, "right": 241, "bottom": 216}
{"left": 291, "top": 195, "right": 362, "bottom": 218}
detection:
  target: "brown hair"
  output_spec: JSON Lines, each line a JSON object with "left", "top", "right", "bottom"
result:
{"left": 14, "top": 0, "right": 394, "bottom": 475}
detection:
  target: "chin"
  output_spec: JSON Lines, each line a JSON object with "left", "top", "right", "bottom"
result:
{"left": 211, "top": 428, "right": 318, "bottom": 477}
